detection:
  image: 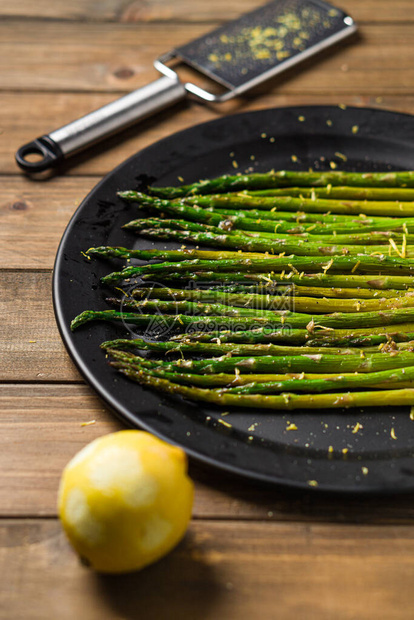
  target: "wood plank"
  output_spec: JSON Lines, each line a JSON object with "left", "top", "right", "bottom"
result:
{"left": 0, "top": 0, "right": 412, "bottom": 23}
{"left": 3, "top": 92, "right": 414, "bottom": 177}
{"left": 119, "top": 0, "right": 414, "bottom": 23}
{"left": 0, "top": 177, "right": 97, "bottom": 269}
{"left": 0, "top": 385, "right": 120, "bottom": 516}
{"left": 1, "top": 518, "right": 414, "bottom": 619}
{"left": 1, "top": 22, "right": 413, "bottom": 95}
{"left": 0, "top": 271, "right": 80, "bottom": 382}
{"left": 3, "top": 383, "right": 414, "bottom": 523}
{"left": 0, "top": 0, "right": 126, "bottom": 21}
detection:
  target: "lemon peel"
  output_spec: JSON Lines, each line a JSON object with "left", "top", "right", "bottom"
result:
{"left": 58, "top": 430, "right": 194, "bottom": 573}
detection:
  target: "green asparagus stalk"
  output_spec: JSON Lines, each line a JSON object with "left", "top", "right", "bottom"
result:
{"left": 180, "top": 193, "right": 414, "bottom": 217}
{"left": 140, "top": 270, "right": 414, "bottom": 291}
{"left": 72, "top": 307, "right": 414, "bottom": 331}
{"left": 108, "top": 359, "right": 243, "bottom": 387}
{"left": 225, "top": 365, "right": 414, "bottom": 394}
{"left": 106, "top": 297, "right": 281, "bottom": 318}
{"left": 203, "top": 207, "right": 372, "bottom": 224}
{"left": 247, "top": 186, "right": 414, "bottom": 201}
{"left": 288, "top": 285, "right": 412, "bottom": 299}
{"left": 128, "top": 286, "right": 414, "bottom": 314}
{"left": 207, "top": 208, "right": 414, "bottom": 235}
{"left": 131, "top": 225, "right": 410, "bottom": 258}
{"left": 117, "top": 367, "right": 414, "bottom": 409}
{"left": 184, "top": 202, "right": 414, "bottom": 226}
{"left": 177, "top": 192, "right": 414, "bottom": 215}
{"left": 133, "top": 283, "right": 369, "bottom": 300}
{"left": 70, "top": 310, "right": 284, "bottom": 331}
{"left": 147, "top": 170, "right": 414, "bottom": 197}
{"left": 211, "top": 283, "right": 405, "bottom": 299}
{"left": 222, "top": 226, "right": 414, "bottom": 248}
{"left": 101, "top": 255, "right": 414, "bottom": 285}
{"left": 170, "top": 323, "right": 414, "bottom": 347}
{"left": 100, "top": 335, "right": 386, "bottom": 357}
{"left": 126, "top": 217, "right": 226, "bottom": 236}
{"left": 105, "top": 350, "right": 414, "bottom": 375}
{"left": 209, "top": 207, "right": 403, "bottom": 226}
{"left": 86, "top": 246, "right": 266, "bottom": 261}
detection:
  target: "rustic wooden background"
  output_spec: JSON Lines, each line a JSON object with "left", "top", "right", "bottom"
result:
{"left": 1, "top": 1, "right": 414, "bottom": 618}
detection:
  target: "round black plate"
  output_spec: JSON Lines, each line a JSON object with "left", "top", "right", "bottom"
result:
{"left": 53, "top": 105, "right": 414, "bottom": 493}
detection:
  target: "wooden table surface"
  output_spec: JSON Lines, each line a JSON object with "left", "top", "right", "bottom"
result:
{"left": 2, "top": 1, "right": 414, "bottom": 618}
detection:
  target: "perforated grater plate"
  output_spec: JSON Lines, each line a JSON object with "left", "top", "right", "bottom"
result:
{"left": 156, "top": 0, "right": 356, "bottom": 101}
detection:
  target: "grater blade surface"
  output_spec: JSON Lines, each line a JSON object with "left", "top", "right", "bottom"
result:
{"left": 173, "top": 0, "right": 354, "bottom": 92}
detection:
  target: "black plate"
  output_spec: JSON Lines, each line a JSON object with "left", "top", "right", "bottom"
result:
{"left": 53, "top": 105, "right": 414, "bottom": 494}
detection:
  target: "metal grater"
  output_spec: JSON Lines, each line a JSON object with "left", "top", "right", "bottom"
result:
{"left": 16, "top": 0, "right": 356, "bottom": 172}
{"left": 164, "top": 0, "right": 356, "bottom": 100}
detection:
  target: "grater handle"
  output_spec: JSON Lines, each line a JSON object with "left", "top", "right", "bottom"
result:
{"left": 15, "top": 75, "right": 187, "bottom": 172}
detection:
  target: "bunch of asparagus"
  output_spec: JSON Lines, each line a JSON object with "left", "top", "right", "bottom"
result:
{"left": 71, "top": 168, "right": 414, "bottom": 410}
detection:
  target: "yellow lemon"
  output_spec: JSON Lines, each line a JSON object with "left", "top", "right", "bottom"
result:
{"left": 58, "top": 430, "right": 194, "bottom": 573}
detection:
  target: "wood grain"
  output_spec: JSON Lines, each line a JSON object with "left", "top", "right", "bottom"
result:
{"left": 1, "top": 22, "right": 413, "bottom": 94}
{"left": 2, "top": 0, "right": 414, "bottom": 616}
{"left": 0, "top": 271, "right": 80, "bottom": 382}
{"left": 3, "top": 93, "right": 414, "bottom": 177}
{"left": 0, "top": 385, "right": 120, "bottom": 516}
{"left": 0, "top": 0, "right": 412, "bottom": 23}
{"left": 0, "top": 177, "right": 97, "bottom": 269}
{"left": 1, "top": 518, "right": 414, "bottom": 620}
{"left": 3, "top": 383, "right": 414, "bottom": 524}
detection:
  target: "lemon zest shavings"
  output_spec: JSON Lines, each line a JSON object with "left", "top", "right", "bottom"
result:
{"left": 218, "top": 418, "right": 232, "bottom": 429}
{"left": 352, "top": 422, "right": 363, "bottom": 434}
{"left": 322, "top": 258, "right": 334, "bottom": 273}
{"left": 389, "top": 238, "right": 405, "bottom": 259}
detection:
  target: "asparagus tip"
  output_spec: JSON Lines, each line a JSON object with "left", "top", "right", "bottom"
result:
{"left": 100, "top": 339, "right": 134, "bottom": 350}
{"left": 70, "top": 311, "right": 92, "bottom": 331}
{"left": 117, "top": 190, "right": 140, "bottom": 200}
{"left": 118, "top": 190, "right": 158, "bottom": 205}
{"left": 100, "top": 273, "right": 118, "bottom": 284}
{"left": 85, "top": 246, "right": 104, "bottom": 256}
